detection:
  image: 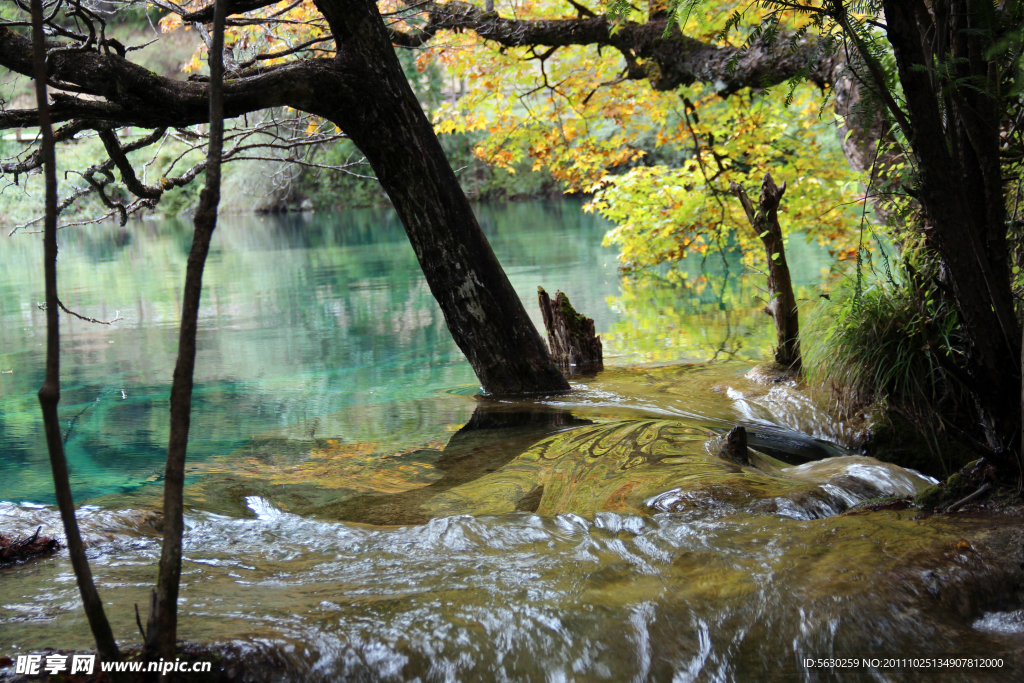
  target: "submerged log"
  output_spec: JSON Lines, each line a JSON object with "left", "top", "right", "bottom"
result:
{"left": 537, "top": 287, "right": 603, "bottom": 374}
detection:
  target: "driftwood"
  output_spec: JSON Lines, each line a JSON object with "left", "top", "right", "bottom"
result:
{"left": 730, "top": 173, "right": 801, "bottom": 370}
{"left": 0, "top": 526, "right": 61, "bottom": 566}
{"left": 537, "top": 287, "right": 603, "bottom": 374}
{"left": 945, "top": 482, "right": 992, "bottom": 513}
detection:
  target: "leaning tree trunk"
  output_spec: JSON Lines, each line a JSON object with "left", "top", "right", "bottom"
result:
{"left": 144, "top": 0, "right": 228, "bottom": 663}
{"left": 313, "top": 0, "right": 568, "bottom": 395}
{"left": 30, "top": 0, "right": 122, "bottom": 669}
{"left": 730, "top": 173, "right": 801, "bottom": 371}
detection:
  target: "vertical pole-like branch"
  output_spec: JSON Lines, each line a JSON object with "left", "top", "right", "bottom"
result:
{"left": 30, "top": 0, "right": 122, "bottom": 667}
{"left": 730, "top": 173, "right": 801, "bottom": 370}
{"left": 145, "top": 0, "right": 228, "bottom": 661}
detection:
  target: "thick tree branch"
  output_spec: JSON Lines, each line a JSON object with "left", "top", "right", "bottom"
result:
{"left": 0, "top": 25, "right": 345, "bottom": 128}
{"left": 98, "top": 129, "right": 162, "bottom": 199}
{"left": 0, "top": 3, "right": 842, "bottom": 136}
{"left": 394, "top": 2, "right": 839, "bottom": 93}
{"left": 182, "top": 0, "right": 282, "bottom": 22}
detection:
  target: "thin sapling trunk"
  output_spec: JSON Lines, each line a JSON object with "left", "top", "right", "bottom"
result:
{"left": 730, "top": 173, "right": 801, "bottom": 371}
{"left": 144, "top": 0, "right": 228, "bottom": 661}
{"left": 30, "top": 0, "right": 122, "bottom": 667}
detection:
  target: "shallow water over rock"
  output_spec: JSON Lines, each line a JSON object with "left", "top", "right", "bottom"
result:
{"left": 2, "top": 499, "right": 1022, "bottom": 682}
{"left": 2, "top": 364, "right": 1021, "bottom": 681}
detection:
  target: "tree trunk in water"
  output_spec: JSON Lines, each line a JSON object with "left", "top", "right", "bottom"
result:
{"left": 144, "top": 0, "right": 228, "bottom": 663}
{"left": 314, "top": 0, "right": 568, "bottom": 395}
{"left": 730, "top": 174, "right": 801, "bottom": 371}
{"left": 30, "top": 0, "right": 122, "bottom": 669}
{"left": 537, "top": 287, "right": 603, "bottom": 374}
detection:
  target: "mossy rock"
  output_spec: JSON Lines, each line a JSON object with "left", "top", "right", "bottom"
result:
{"left": 912, "top": 471, "right": 969, "bottom": 509}
{"left": 912, "top": 484, "right": 947, "bottom": 508}
{"left": 745, "top": 362, "right": 800, "bottom": 385}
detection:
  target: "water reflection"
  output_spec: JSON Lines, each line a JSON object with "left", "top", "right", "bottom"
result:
{"left": 605, "top": 234, "right": 836, "bottom": 363}
{"left": 0, "top": 203, "right": 620, "bottom": 504}
{"left": 2, "top": 202, "right": 841, "bottom": 505}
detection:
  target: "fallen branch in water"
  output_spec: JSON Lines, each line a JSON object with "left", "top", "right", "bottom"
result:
{"left": 0, "top": 526, "right": 61, "bottom": 566}
{"left": 946, "top": 482, "right": 993, "bottom": 513}
{"left": 36, "top": 299, "right": 121, "bottom": 325}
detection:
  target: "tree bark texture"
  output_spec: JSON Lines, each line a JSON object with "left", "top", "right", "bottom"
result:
{"left": 144, "top": 0, "right": 228, "bottom": 663}
{"left": 537, "top": 287, "right": 603, "bottom": 374}
{"left": 312, "top": 0, "right": 568, "bottom": 394}
{"left": 881, "top": 0, "right": 1020, "bottom": 458}
{"left": 30, "top": 0, "right": 122, "bottom": 669}
{"left": 730, "top": 174, "right": 801, "bottom": 371}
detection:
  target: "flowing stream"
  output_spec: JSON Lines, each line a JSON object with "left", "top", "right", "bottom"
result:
{"left": 1, "top": 204, "right": 1022, "bottom": 681}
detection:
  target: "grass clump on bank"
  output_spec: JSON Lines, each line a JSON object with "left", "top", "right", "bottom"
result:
{"left": 803, "top": 245, "right": 979, "bottom": 477}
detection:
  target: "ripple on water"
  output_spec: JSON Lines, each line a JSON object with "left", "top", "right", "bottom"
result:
{"left": 2, "top": 497, "right": 1023, "bottom": 681}
{"left": 973, "top": 610, "right": 1024, "bottom": 635}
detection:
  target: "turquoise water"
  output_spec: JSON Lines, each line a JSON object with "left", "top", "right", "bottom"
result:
{"left": 0, "top": 201, "right": 839, "bottom": 504}
{"left": 0, "top": 203, "right": 623, "bottom": 503}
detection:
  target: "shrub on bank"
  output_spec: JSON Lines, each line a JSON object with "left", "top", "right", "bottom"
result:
{"left": 803, "top": 249, "right": 979, "bottom": 477}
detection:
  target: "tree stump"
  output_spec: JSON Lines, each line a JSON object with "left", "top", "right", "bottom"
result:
{"left": 715, "top": 426, "right": 750, "bottom": 466}
{"left": 537, "top": 287, "right": 603, "bottom": 374}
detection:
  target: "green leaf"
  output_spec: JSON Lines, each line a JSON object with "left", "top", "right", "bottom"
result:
{"left": 771, "top": 252, "right": 780, "bottom": 261}
{"left": 759, "top": 230, "right": 769, "bottom": 238}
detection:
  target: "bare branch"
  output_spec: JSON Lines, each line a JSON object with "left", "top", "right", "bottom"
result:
{"left": 36, "top": 299, "right": 122, "bottom": 325}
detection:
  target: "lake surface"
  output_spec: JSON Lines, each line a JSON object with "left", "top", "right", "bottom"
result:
{"left": 0, "top": 202, "right": 834, "bottom": 505}
{"left": 3, "top": 203, "right": 1021, "bottom": 681}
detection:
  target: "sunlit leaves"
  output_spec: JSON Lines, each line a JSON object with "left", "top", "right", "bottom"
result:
{"left": 160, "top": 1, "right": 330, "bottom": 74}
{"left": 594, "top": 82, "right": 861, "bottom": 271}
{"left": 426, "top": 0, "right": 861, "bottom": 271}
